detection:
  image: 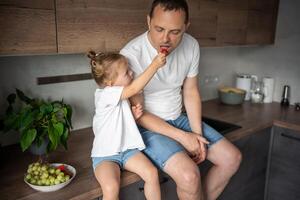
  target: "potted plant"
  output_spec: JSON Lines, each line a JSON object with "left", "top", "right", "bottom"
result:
{"left": 0, "top": 89, "right": 73, "bottom": 155}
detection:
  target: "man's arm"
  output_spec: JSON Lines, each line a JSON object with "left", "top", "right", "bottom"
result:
{"left": 130, "top": 93, "right": 208, "bottom": 157}
{"left": 183, "top": 76, "right": 207, "bottom": 163}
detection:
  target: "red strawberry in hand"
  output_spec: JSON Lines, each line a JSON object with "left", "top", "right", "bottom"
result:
{"left": 160, "top": 47, "right": 169, "bottom": 55}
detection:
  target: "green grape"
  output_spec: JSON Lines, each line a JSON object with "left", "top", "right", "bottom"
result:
{"left": 41, "top": 178, "right": 47, "bottom": 185}
{"left": 55, "top": 169, "right": 61, "bottom": 175}
{"left": 30, "top": 179, "right": 37, "bottom": 184}
{"left": 25, "top": 174, "right": 31, "bottom": 180}
{"left": 37, "top": 180, "right": 42, "bottom": 186}
{"left": 41, "top": 165, "right": 47, "bottom": 171}
{"left": 54, "top": 179, "right": 60, "bottom": 185}
{"left": 57, "top": 174, "right": 63, "bottom": 181}
{"left": 49, "top": 168, "right": 55, "bottom": 174}
{"left": 65, "top": 175, "right": 70, "bottom": 181}
{"left": 45, "top": 179, "right": 50, "bottom": 186}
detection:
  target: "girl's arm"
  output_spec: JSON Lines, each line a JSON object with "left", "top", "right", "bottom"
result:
{"left": 120, "top": 53, "right": 166, "bottom": 99}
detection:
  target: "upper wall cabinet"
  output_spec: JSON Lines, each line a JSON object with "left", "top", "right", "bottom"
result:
{"left": 0, "top": 0, "right": 280, "bottom": 55}
{"left": 0, "top": 0, "right": 57, "bottom": 55}
{"left": 56, "top": 0, "right": 149, "bottom": 53}
{"left": 188, "top": 0, "right": 279, "bottom": 46}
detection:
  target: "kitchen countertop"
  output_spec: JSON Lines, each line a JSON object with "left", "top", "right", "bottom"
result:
{"left": 1, "top": 99, "right": 299, "bottom": 200}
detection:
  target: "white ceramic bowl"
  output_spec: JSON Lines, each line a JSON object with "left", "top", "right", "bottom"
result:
{"left": 24, "top": 163, "right": 76, "bottom": 192}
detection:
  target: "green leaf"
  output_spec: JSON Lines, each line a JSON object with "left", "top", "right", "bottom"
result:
{"left": 7, "top": 93, "right": 16, "bottom": 105}
{"left": 3, "top": 113, "right": 19, "bottom": 131}
{"left": 6, "top": 94, "right": 16, "bottom": 114}
{"left": 66, "top": 104, "right": 73, "bottom": 128}
{"left": 48, "top": 123, "right": 59, "bottom": 152}
{"left": 40, "top": 103, "right": 53, "bottom": 115}
{"left": 19, "top": 110, "right": 34, "bottom": 132}
{"left": 20, "top": 129, "right": 37, "bottom": 152}
{"left": 52, "top": 101, "right": 62, "bottom": 112}
{"left": 53, "top": 122, "right": 64, "bottom": 136}
{"left": 16, "top": 89, "right": 32, "bottom": 104}
{"left": 61, "top": 128, "right": 69, "bottom": 150}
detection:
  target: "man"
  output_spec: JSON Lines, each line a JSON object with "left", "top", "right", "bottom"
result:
{"left": 120, "top": 0, "right": 242, "bottom": 199}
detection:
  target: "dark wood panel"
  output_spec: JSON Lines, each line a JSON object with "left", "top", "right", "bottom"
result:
{"left": 219, "top": 128, "right": 271, "bottom": 200}
{"left": 0, "top": 0, "right": 57, "bottom": 55}
{"left": 265, "top": 127, "right": 300, "bottom": 200}
{"left": 37, "top": 73, "right": 92, "bottom": 85}
{"left": 216, "top": 9, "right": 248, "bottom": 45}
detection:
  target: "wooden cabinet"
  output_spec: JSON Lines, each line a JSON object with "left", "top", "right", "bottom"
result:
{"left": 160, "top": 173, "right": 179, "bottom": 200}
{"left": 264, "top": 126, "right": 300, "bottom": 200}
{"left": 0, "top": 0, "right": 57, "bottom": 55}
{"left": 218, "top": 128, "right": 271, "bottom": 200}
{"left": 98, "top": 180, "right": 145, "bottom": 200}
{"left": 55, "top": 0, "right": 148, "bottom": 54}
{"left": 0, "top": 0, "right": 280, "bottom": 55}
{"left": 189, "top": 0, "right": 279, "bottom": 46}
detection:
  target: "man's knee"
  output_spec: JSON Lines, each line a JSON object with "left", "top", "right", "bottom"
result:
{"left": 226, "top": 148, "right": 242, "bottom": 172}
{"left": 180, "top": 168, "right": 201, "bottom": 190}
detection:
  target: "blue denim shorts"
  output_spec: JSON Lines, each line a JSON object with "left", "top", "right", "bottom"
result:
{"left": 92, "top": 149, "right": 140, "bottom": 171}
{"left": 138, "top": 114, "right": 224, "bottom": 170}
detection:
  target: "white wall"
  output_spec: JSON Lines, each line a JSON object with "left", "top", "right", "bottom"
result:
{"left": 199, "top": 0, "right": 300, "bottom": 103}
{"left": 0, "top": 0, "right": 299, "bottom": 146}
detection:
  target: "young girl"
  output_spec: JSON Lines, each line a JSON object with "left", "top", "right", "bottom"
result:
{"left": 88, "top": 50, "right": 166, "bottom": 200}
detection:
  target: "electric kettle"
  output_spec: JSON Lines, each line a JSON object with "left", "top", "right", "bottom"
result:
{"left": 236, "top": 74, "right": 258, "bottom": 101}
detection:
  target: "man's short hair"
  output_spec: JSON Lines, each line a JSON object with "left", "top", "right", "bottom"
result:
{"left": 149, "top": 0, "right": 189, "bottom": 24}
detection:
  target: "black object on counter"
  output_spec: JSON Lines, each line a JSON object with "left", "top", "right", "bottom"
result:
{"left": 281, "top": 85, "right": 290, "bottom": 106}
{"left": 295, "top": 103, "right": 300, "bottom": 111}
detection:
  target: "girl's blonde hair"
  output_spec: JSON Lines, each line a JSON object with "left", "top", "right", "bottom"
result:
{"left": 87, "top": 51, "right": 126, "bottom": 87}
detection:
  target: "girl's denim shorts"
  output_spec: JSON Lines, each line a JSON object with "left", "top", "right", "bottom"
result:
{"left": 138, "top": 114, "right": 224, "bottom": 170}
{"left": 92, "top": 148, "right": 140, "bottom": 171}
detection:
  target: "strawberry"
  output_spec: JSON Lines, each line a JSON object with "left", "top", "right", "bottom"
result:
{"left": 160, "top": 47, "right": 169, "bottom": 55}
{"left": 57, "top": 165, "right": 65, "bottom": 171}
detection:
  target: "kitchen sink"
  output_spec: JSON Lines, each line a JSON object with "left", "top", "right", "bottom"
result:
{"left": 202, "top": 116, "right": 241, "bottom": 135}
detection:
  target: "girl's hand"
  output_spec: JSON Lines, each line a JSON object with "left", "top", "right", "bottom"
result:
{"left": 152, "top": 53, "right": 166, "bottom": 69}
{"left": 131, "top": 103, "right": 143, "bottom": 120}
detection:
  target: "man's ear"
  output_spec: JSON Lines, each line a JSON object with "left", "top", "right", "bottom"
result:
{"left": 147, "top": 15, "right": 151, "bottom": 30}
{"left": 185, "top": 22, "right": 190, "bottom": 31}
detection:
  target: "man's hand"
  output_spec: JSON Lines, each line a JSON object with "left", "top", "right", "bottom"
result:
{"left": 180, "top": 132, "right": 209, "bottom": 164}
{"left": 131, "top": 103, "right": 143, "bottom": 120}
{"left": 192, "top": 138, "right": 208, "bottom": 164}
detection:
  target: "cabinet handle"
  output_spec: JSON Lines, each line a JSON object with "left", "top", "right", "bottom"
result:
{"left": 281, "top": 133, "right": 300, "bottom": 142}
{"left": 138, "top": 177, "right": 170, "bottom": 192}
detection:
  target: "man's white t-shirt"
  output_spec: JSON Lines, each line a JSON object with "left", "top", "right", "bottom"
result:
{"left": 120, "top": 32, "right": 200, "bottom": 120}
{"left": 91, "top": 86, "right": 145, "bottom": 157}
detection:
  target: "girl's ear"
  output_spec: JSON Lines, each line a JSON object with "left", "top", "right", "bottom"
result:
{"left": 105, "top": 80, "right": 112, "bottom": 86}
{"left": 92, "top": 60, "right": 97, "bottom": 67}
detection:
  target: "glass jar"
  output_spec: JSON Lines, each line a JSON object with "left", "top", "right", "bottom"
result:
{"left": 251, "top": 81, "right": 264, "bottom": 103}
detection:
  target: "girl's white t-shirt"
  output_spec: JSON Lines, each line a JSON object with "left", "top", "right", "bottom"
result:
{"left": 91, "top": 86, "right": 145, "bottom": 157}
{"left": 120, "top": 32, "right": 200, "bottom": 120}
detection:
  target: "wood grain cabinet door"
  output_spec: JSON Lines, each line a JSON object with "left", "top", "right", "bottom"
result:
{"left": 219, "top": 128, "right": 271, "bottom": 200}
{"left": 0, "top": 0, "right": 57, "bottom": 55}
{"left": 265, "top": 126, "right": 300, "bottom": 200}
{"left": 56, "top": 0, "right": 149, "bottom": 54}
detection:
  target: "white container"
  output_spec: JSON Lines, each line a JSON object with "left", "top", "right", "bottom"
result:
{"left": 236, "top": 74, "right": 258, "bottom": 101}
{"left": 263, "top": 77, "right": 275, "bottom": 103}
{"left": 24, "top": 163, "right": 76, "bottom": 192}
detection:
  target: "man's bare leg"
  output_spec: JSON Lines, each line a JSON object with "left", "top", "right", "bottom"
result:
{"left": 164, "top": 152, "right": 203, "bottom": 200}
{"left": 203, "top": 138, "right": 242, "bottom": 200}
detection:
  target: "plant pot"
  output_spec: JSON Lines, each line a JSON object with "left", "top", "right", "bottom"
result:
{"left": 29, "top": 138, "right": 49, "bottom": 155}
